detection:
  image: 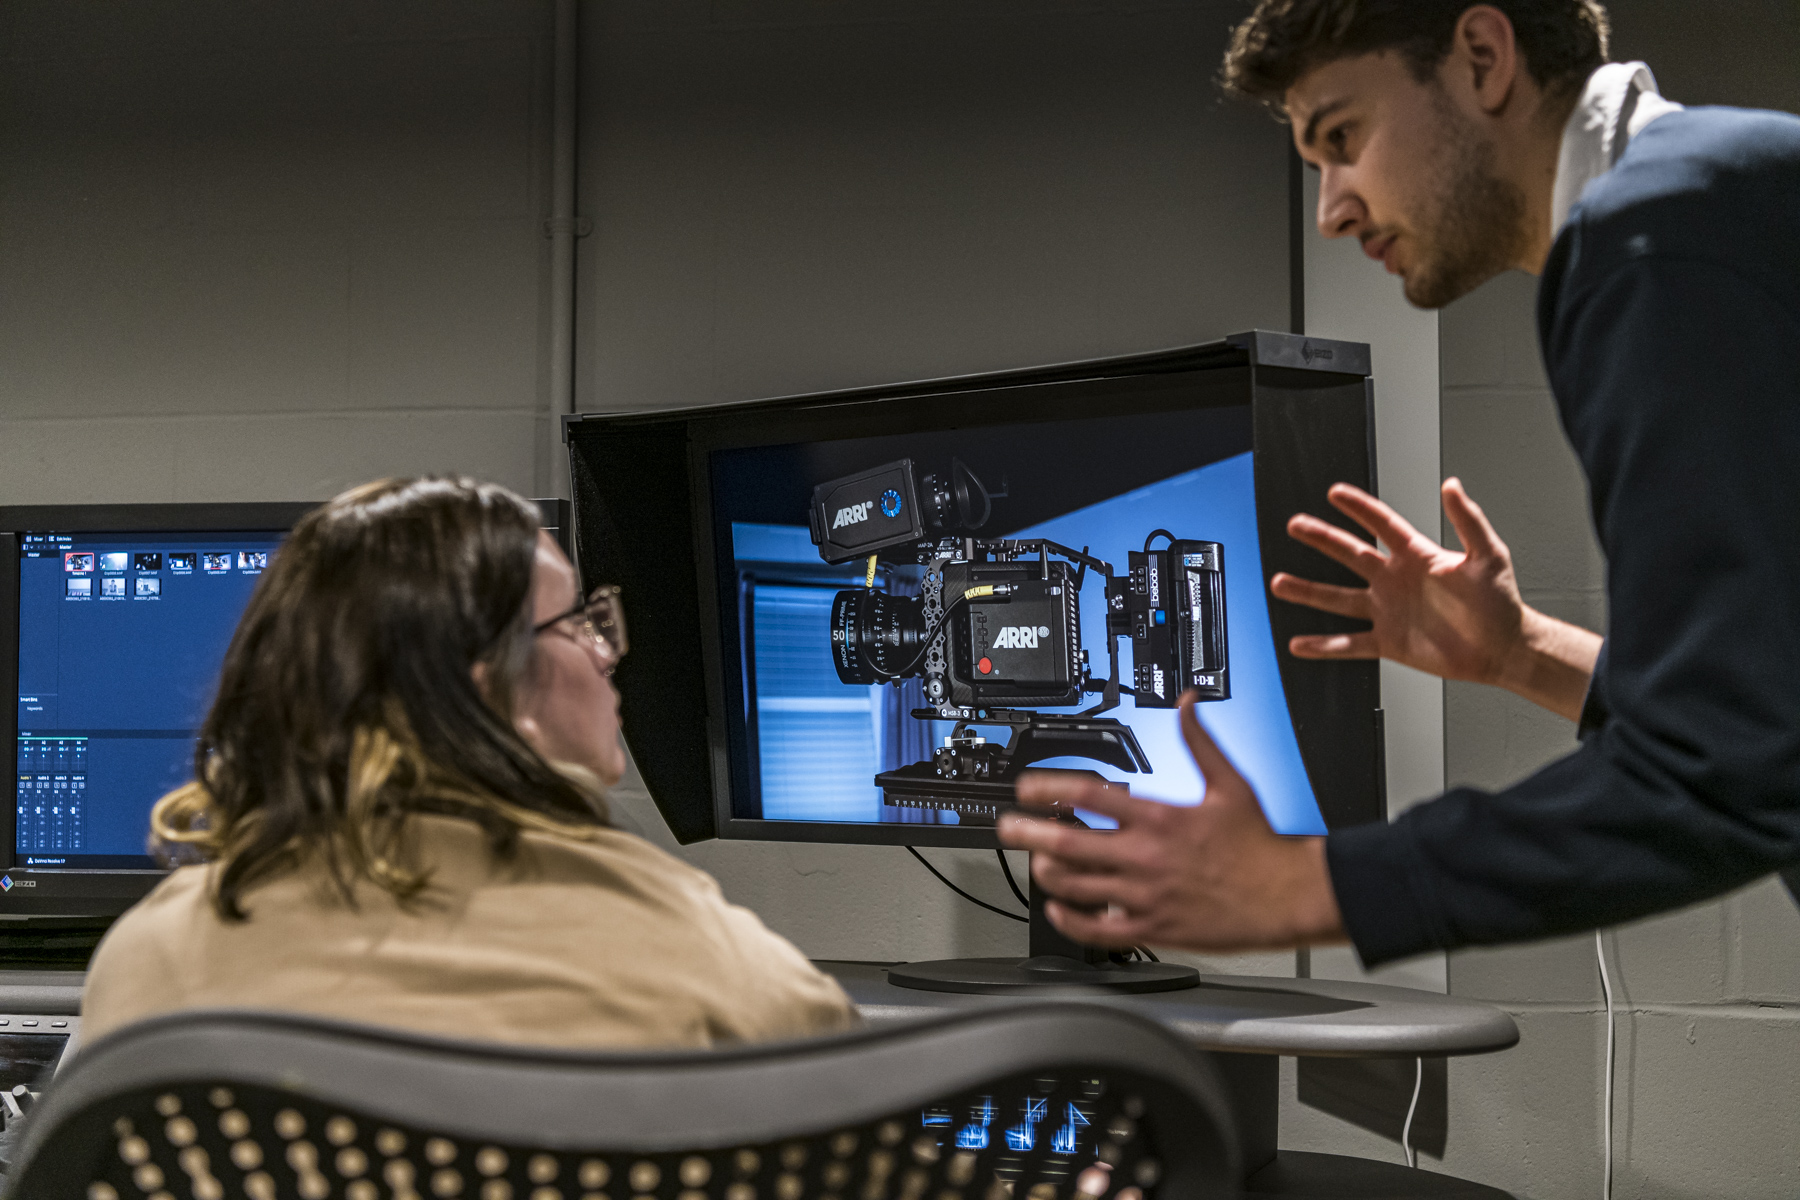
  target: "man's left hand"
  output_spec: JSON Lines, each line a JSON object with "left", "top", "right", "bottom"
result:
{"left": 996, "top": 694, "right": 1347, "bottom": 952}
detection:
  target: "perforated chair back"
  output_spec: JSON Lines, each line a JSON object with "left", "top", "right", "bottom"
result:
{"left": 3, "top": 1004, "right": 1239, "bottom": 1200}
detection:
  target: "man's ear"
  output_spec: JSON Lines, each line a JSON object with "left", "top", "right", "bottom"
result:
{"left": 1450, "top": 4, "right": 1523, "bottom": 115}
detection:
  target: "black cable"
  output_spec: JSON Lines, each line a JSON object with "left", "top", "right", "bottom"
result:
{"left": 996, "top": 849, "right": 1029, "bottom": 911}
{"left": 1143, "top": 529, "right": 1176, "bottom": 553}
{"left": 908, "top": 847, "right": 1027, "bottom": 923}
{"left": 1137, "top": 946, "right": 1161, "bottom": 962}
{"left": 1083, "top": 681, "right": 1137, "bottom": 697}
{"left": 872, "top": 593, "right": 975, "bottom": 682}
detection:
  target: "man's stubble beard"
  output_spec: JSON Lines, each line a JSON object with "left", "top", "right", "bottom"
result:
{"left": 1402, "top": 90, "right": 1531, "bottom": 309}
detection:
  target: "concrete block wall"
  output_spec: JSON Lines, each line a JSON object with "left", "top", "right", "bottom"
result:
{"left": 1292, "top": 32, "right": 1800, "bottom": 1195}
{"left": 1431, "top": 272, "right": 1800, "bottom": 1199}
{"left": 1277, "top": 266, "right": 1800, "bottom": 1200}
{"left": 0, "top": 0, "right": 559, "bottom": 506}
{"left": 1419, "top": 17, "right": 1800, "bottom": 1186}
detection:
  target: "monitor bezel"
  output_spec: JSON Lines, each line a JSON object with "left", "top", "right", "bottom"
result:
{"left": 1, "top": 502, "right": 316, "bottom": 918}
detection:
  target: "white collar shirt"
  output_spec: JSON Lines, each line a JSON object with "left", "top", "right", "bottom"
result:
{"left": 1550, "top": 61, "right": 1685, "bottom": 238}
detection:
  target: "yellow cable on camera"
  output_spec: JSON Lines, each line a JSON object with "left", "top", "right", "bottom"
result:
{"left": 865, "top": 555, "right": 878, "bottom": 587}
{"left": 962, "top": 584, "right": 1000, "bottom": 601}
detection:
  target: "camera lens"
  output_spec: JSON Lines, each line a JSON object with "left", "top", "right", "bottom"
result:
{"left": 830, "top": 589, "right": 926, "bottom": 684}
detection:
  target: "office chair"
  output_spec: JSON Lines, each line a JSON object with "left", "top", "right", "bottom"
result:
{"left": 3, "top": 1003, "right": 1239, "bottom": 1200}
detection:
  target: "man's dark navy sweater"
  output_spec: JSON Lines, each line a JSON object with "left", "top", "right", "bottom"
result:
{"left": 1326, "top": 106, "right": 1800, "bottom": 966}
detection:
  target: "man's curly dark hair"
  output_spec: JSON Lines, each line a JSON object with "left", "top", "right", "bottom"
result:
{"left": 1222, "top": 0, "right": 1610, "bottom": 117}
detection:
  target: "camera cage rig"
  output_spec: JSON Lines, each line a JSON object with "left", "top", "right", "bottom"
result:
{"left": 882, "top": 534, "right": 1149, "bottom": 821}
{"left": 820, "top": 468, "right": 1229, "bottom": 824}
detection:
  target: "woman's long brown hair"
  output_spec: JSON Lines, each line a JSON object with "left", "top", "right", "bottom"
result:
{"left": 150, "top": 477, "right": 606, "bottom": 918}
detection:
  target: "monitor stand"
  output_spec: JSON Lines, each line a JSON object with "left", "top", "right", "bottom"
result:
{"left": 887, "top": 855, "right": 1200, "bottom": 994}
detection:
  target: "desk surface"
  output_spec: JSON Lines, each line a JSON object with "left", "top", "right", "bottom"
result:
{"left": 0, "top": 971, "right": 83, "bottom": 1017}
{"left": 0, "top": 966, "right": 1521, "bottom": 1059}
{"left": 820, "top": 962, "right": 1519, "bottom": 1058}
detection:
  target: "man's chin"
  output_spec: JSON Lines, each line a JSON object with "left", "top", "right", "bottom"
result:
{"left": 1400, "top": 259, "right": 1508, "bottom": 310}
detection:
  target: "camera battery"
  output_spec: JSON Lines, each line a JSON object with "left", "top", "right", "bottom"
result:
{"left": 1126, "top": 539, "right": 1229, "bottom": 705}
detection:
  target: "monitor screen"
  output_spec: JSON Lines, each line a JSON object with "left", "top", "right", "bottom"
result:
{"left": 15, "top": 530, "right": 286, "bottom": 870}
{"left": 708, "top": 404, "right": 1328, "bottom": 836}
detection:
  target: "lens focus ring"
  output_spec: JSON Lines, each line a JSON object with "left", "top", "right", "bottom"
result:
{"left": 830, "top": 590, "right": 925, "bottom": 685}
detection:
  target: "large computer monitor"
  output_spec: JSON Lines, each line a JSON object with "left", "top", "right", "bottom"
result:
{"left": 1, "top": 504, "right": 314, "bottom": 935}
{"left": 566, "top": 332, "right": 1386, "bottom": 864}
{"left": 2, "top": 498, "right": 573, "bottom": 949}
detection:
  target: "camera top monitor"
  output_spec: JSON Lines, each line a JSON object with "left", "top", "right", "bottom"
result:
{"left": 567, "top": 332, "right": 1385, "bottom": 849}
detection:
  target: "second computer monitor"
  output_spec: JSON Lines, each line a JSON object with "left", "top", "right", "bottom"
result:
{"left": 2, "top": 497, "right": 573, "bottom": 924}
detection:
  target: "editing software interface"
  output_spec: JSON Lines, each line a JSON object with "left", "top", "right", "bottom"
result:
{"left": 922, "top": 1085, "right": 1100, "bottom": 1157}
{"left": 14, "top": 531, "right": 283, "bottom": 870}
{"left": 711, "top": 405, "right": 1329, "bottom": 837}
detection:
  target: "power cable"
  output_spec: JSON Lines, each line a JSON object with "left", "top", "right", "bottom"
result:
{"left": 870, "top": 585, "right": 1003, "bottom": 682}
{"left": 908, "top": 847, "right": 1027, "bottom": 923}
{"left": 996, "top": 849, "right": 1029, "bottom": 910}
{"left": 1401, "top": 1057, "right": 1422, "bottom": 1169}
{"left": 1597, "top": 929, "right": 1615, "bottom": 1200}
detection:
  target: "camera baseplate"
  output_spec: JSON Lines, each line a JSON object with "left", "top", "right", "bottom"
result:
{"left": 874, "top": 707, "right": 1151, "bottom": 825}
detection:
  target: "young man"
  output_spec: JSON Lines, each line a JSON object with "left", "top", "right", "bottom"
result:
{"left": 999, "top": 1, "right": 1800, "bottom": 965}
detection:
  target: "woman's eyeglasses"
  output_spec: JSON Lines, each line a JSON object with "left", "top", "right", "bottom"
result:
{"left": 533, "top": 584, "right": 627, "bottom": 669}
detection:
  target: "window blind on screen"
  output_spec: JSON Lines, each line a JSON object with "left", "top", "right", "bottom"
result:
{"left": 750, "top": 583, "right": 882, "bottom": 821}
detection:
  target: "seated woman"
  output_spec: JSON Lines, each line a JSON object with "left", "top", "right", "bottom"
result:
{"left": 82, "top": 477, "right": 857, "bottom": 1049}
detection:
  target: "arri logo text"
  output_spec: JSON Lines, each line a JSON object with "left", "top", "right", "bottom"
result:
{"left": 831, "top": 502, "right": 874, "bottom": 530}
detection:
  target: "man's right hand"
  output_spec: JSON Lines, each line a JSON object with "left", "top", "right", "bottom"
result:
{"left": 1268, "top": 478, "right": 1601, "bottom": 722}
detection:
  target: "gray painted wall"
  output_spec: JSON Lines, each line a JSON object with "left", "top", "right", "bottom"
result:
{"left": 574, "top": 0, "right": 1290, "bottom": 413}
{"left": 0, "top": 0, "right": 561, "bottom": 504}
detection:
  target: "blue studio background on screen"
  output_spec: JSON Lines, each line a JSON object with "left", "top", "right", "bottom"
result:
{"left": 719, "top": 416, "right": 1327, "bottom": 837}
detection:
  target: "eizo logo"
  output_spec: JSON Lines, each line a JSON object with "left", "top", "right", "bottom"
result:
{"left": 992, "top": 625, "right": 1052, "bottom": 650}
{"left": 832, "top": 502, "right": 874, "bottom": 529}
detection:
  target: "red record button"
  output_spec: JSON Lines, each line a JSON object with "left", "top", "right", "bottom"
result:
{"left": 977, "top": 656, "right": 993, "bottom": 675}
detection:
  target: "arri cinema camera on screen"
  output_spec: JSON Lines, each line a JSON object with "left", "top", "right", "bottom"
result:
{"left": 807, "top": 456, "right": 1229, "bottom": 821}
